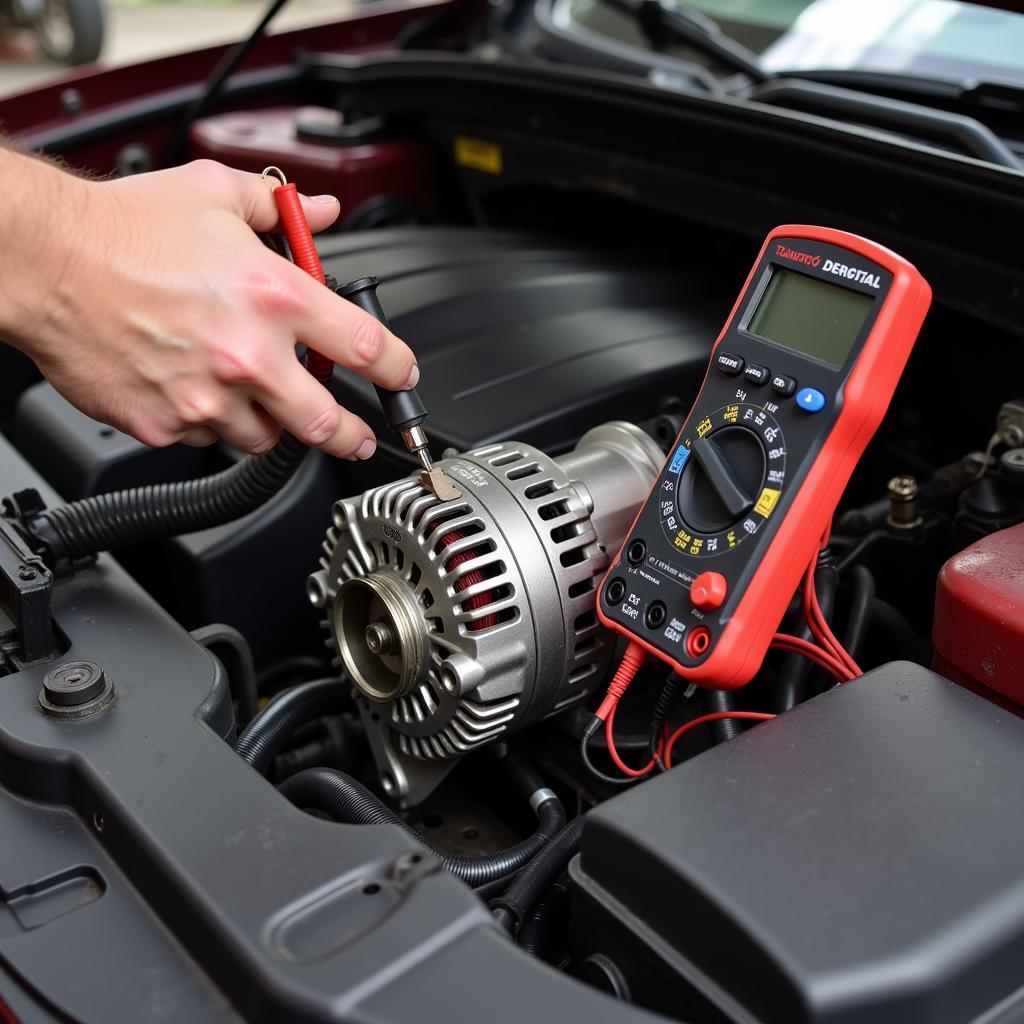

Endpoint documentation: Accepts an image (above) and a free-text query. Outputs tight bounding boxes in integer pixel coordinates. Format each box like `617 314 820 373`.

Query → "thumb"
227 166 342 234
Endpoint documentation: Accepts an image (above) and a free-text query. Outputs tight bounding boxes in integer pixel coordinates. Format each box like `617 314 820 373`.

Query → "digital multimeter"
598 225 931 688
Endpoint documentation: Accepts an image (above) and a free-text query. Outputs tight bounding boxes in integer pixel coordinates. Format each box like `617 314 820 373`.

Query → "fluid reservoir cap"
691 571 727 611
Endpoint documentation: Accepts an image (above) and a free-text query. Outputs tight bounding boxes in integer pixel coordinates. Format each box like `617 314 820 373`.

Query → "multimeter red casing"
597 225 932 688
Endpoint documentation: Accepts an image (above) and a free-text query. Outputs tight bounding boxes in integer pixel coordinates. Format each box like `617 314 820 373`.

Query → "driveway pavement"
0 0 350 98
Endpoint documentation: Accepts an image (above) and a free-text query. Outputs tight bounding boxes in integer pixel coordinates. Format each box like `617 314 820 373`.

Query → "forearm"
0 143 92 354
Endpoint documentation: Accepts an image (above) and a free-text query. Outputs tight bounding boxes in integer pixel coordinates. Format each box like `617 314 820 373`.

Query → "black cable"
255 654 332 696
580 721 640 786
236 677 344 775
835 529 889 573
168 0 292 163
842 565 876 663
190 622 258 727
649 672 686 771
279 753 566 888
702 688 740 743
491 815 585 935
25 429 310 568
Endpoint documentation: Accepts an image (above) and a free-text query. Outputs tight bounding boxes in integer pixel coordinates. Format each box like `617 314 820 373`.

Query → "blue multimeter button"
669 445 690 474
796 387 826 413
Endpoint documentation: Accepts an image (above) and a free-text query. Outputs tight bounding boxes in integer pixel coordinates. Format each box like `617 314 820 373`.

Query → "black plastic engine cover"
571 662 1024 1024
316 227 723 464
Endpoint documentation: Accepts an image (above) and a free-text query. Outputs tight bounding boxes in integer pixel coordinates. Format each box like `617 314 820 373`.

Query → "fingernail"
404 364 420 390
310 194 338 204
355 438 377 461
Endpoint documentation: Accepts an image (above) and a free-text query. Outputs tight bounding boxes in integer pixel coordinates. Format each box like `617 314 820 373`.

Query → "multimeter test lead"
262 167 461 502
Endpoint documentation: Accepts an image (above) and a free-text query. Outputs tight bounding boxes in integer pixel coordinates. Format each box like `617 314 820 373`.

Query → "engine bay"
3 53 1024 1022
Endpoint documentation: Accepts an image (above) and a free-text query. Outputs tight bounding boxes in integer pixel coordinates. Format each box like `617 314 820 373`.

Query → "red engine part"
189 107 436 225
933 523 1024 709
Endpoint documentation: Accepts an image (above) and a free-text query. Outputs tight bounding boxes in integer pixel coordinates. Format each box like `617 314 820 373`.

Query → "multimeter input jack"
606 578 627 604
685 626 711 658
627 540 647 565
645 601 667 629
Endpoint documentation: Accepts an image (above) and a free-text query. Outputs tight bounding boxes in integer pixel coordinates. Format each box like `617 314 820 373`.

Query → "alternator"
307 421 663 804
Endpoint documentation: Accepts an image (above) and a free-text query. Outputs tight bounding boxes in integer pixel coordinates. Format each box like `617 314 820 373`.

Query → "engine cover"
307 422 663 804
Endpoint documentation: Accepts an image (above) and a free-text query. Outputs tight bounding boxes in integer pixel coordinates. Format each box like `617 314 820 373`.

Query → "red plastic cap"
691 571 728 611
933 523 1024 707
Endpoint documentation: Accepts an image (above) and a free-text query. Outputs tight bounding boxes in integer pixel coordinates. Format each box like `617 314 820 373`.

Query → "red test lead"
262 165 334 386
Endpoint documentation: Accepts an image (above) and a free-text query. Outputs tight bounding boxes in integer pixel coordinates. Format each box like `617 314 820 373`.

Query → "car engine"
2 68 1024 1024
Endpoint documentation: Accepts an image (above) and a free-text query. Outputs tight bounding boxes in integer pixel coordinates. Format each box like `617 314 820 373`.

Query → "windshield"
563 0 1024 86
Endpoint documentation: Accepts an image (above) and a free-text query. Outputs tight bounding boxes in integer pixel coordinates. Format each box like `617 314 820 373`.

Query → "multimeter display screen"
747 267 874 367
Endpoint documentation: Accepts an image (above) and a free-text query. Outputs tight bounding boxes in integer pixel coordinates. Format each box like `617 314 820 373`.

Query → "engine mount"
307 421 663 804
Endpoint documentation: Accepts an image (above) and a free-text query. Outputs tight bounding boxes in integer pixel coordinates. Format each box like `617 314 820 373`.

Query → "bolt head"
365 621 395 656
887 475 918 500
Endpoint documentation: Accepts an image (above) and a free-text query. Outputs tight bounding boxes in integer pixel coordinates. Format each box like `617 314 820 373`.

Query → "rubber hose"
27 430 309 565
872 597 925 663
776 550 840 712
491 815 585 935
702 688 740 743
517 877 569 957
235 677 344 775
279 759 566 888
842 565 876 663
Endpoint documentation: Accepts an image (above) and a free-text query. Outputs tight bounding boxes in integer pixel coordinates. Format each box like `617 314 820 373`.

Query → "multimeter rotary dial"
660 403 786 558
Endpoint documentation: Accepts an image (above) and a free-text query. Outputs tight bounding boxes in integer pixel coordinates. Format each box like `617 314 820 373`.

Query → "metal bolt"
887 475 918 500
887 475 922 530
17 565 37 580
365 621 396 656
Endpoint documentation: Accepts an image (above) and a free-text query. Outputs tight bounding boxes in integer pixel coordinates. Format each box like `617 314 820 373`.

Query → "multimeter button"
796 387 826 413
743 363 769 385
690 571 728 611
715 352 744 376
771 374 796 397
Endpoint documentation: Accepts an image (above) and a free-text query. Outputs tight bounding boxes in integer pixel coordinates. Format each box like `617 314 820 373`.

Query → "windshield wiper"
602 0 768 83
747 78 1022 171
596 0 1019 169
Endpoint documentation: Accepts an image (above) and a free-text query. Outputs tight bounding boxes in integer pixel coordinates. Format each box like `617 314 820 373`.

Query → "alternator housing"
308 422 662 804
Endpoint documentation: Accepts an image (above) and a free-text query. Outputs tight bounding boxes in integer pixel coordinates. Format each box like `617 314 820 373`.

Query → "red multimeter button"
691 571 728 611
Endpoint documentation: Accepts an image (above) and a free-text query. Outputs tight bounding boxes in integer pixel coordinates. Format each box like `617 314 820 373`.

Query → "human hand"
2 156 417 459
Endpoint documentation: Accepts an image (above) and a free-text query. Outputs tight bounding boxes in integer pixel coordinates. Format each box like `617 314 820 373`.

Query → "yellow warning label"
454 136 503 175
754 487 781 517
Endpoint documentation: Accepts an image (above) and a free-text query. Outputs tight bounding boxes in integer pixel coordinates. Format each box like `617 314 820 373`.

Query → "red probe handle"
271 180 333 385
273 182 326 284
